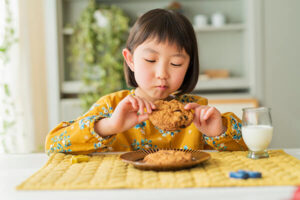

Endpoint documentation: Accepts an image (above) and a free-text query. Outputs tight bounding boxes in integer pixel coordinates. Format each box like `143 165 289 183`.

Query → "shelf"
62 23 245 36
193 24 245 32
62 81 94 94
62 78 249 94
194 77 249 91
201 93 255 100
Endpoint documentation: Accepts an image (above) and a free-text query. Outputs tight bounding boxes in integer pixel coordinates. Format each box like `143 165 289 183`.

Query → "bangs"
127 10 193 55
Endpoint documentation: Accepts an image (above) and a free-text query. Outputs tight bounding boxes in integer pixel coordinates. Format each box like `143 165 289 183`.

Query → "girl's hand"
109 95 156 133
185 103 226 137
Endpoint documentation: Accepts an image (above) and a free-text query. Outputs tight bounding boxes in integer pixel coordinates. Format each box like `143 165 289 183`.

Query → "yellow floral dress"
45 90 247 155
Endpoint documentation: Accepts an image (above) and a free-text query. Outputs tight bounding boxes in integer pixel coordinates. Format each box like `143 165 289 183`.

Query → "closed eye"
145 59 155 63
171 63 182 67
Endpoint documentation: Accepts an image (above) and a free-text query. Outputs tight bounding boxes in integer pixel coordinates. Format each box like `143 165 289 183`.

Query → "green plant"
0 0 17 62
69 0 130 110
0 0 18 153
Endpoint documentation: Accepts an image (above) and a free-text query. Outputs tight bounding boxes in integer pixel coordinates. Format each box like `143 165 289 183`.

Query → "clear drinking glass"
242 107 273 159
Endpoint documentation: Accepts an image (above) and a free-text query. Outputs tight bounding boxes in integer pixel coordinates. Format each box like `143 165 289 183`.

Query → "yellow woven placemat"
17 150 300 190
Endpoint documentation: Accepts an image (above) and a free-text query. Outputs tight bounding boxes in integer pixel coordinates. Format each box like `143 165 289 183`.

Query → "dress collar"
130 88 180 101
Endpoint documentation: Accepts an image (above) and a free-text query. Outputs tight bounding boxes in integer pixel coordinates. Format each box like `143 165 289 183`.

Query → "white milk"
242 125 273 151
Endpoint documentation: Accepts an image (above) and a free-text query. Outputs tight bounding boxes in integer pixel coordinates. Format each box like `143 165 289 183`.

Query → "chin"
149 89 174 101
155 93 170 100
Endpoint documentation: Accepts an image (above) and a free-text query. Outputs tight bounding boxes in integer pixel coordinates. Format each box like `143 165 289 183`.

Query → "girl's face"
123 38 190 102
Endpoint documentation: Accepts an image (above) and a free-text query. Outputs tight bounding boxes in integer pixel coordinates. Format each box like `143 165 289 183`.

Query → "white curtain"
0 0 35 153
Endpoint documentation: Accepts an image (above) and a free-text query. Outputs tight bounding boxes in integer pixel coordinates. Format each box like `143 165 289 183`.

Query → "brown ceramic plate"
120 149 211 171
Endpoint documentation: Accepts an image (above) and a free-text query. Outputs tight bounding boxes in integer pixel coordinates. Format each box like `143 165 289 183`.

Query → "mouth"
156 85 167 89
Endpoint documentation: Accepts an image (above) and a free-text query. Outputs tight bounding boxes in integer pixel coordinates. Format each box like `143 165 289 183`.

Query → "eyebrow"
143 47 187 58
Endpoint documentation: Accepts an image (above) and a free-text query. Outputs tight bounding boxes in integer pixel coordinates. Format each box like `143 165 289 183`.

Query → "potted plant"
69 0 129 110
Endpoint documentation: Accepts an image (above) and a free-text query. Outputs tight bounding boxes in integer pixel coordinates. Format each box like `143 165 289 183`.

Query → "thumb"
137 113 149 123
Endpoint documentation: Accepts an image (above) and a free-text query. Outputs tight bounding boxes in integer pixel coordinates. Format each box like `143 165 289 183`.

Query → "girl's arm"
45 95 117 155
182 94 247 151
202 112 248 151
45 92 155 155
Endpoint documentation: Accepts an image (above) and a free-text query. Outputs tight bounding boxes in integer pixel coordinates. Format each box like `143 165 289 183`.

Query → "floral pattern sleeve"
45 96 116 155
203 112 248 151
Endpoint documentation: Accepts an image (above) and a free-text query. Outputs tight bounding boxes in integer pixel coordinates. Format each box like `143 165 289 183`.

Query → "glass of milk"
242 107 273 159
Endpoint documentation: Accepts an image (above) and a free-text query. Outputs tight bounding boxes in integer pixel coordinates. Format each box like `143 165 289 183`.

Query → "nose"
155 62 169 80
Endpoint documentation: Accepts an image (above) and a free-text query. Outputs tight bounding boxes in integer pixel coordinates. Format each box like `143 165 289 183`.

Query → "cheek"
135 70 152 84
173 68 188 83
133 61 153 85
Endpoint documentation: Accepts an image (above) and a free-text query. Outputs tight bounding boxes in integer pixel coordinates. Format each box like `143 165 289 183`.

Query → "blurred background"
0 0 299 153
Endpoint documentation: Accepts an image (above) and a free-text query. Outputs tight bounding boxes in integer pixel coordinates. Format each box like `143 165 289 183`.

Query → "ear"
122 48 134 72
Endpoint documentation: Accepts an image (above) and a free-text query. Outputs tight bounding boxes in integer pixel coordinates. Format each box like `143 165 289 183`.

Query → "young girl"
45 9 247 155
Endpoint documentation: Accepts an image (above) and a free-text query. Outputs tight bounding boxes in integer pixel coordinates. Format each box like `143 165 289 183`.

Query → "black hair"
124 9 199 95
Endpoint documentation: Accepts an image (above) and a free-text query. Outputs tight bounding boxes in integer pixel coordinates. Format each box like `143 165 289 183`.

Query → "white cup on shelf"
211 12 226 27
194 14 208 28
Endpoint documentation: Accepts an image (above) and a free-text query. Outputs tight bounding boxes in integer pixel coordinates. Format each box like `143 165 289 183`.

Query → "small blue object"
230 170 262 179
237 170 248 174
247 171 262 178
229 171 249 179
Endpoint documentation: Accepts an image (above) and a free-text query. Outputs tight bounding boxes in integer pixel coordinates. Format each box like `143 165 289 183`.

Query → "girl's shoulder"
95 90 131 105
108 89 132 100
176 93 208 105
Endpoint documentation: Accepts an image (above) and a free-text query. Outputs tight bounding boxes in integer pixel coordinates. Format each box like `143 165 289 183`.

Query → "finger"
135 96 146 114
194 107 202 126
137 113 149 123
144 100 153 114
194 106 206 125
150 102 156 110
204 107 215 120
184 103 200 110
128 95 138 110
200 108 209 124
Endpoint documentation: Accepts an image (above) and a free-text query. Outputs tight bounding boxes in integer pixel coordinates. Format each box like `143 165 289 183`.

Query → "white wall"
263 0 300 148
